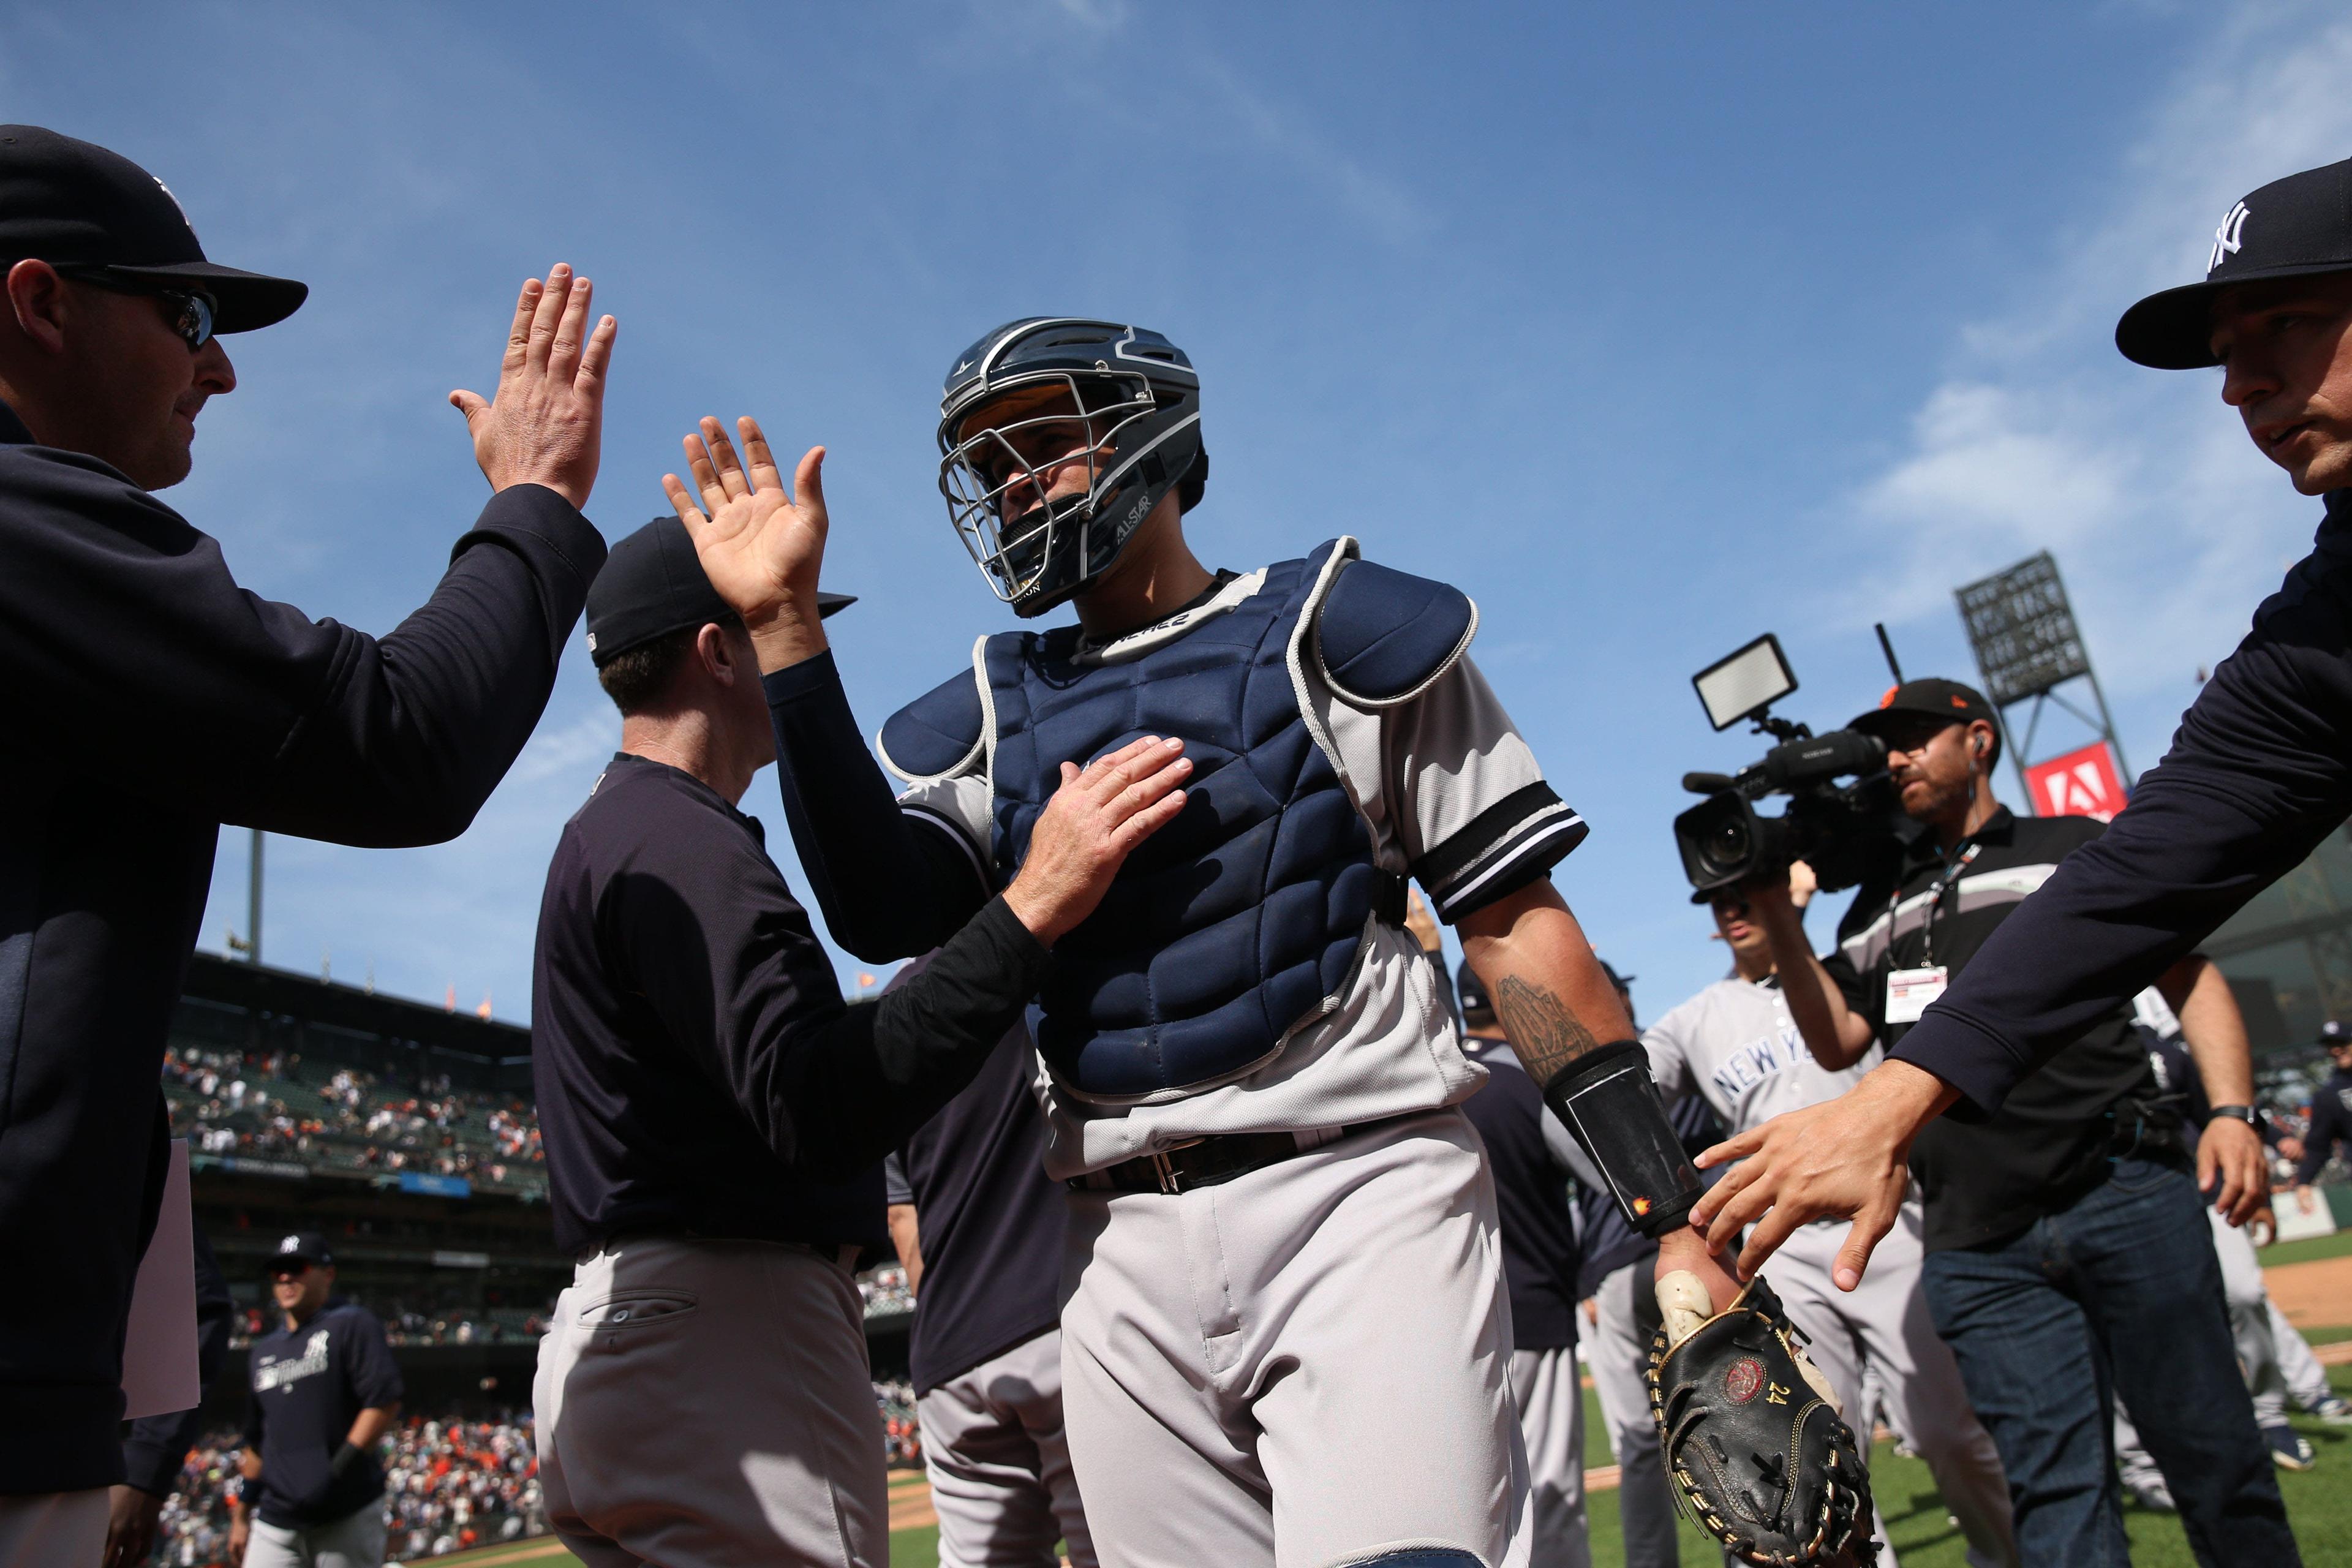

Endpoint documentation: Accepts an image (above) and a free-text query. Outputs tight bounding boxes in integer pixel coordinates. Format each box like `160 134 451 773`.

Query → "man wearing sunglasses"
1725 677 2289 1562
0 126 615 1566
228 1234 402 1568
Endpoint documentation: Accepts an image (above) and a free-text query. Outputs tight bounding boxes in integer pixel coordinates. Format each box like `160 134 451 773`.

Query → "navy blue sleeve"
0 439 604 846
763 650 989 962
884 1151 914 1207
1893 508 2352 1113
121 1227 235 1496
2298 1088 2351 1185
341 1308 402 1410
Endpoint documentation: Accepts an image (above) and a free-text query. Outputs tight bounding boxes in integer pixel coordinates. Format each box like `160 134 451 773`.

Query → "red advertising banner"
2024 740 2128 821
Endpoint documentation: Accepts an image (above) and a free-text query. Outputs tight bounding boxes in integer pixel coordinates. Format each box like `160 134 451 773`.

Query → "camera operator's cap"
1849 677 1996 739
585 517 854 667
2322 1019 2351 1046
1598 958 1635 995
2116 157 2352 370
0 125 307 333
272 1231 332 1268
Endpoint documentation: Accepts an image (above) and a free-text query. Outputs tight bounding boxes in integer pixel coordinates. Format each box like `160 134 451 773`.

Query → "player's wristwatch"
2205 1104 2260 1129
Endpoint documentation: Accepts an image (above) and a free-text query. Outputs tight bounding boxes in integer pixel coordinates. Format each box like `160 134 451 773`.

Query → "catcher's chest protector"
986 543 1379 1099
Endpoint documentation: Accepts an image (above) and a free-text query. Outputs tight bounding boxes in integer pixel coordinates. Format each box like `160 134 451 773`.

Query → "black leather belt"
1071 1112 1423 1196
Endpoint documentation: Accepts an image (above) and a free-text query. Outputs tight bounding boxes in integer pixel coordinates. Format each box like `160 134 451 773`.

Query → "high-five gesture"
450 263 616 510
663 416 831 673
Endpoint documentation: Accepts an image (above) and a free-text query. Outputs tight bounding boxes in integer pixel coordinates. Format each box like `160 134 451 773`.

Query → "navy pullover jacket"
0 399 603 1494
1896 490 2352 1112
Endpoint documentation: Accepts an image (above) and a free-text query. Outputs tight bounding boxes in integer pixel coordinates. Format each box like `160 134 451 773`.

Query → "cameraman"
1740 677 2288 1564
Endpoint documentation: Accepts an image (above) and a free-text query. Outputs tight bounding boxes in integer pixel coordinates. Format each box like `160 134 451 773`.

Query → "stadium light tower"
1954 552 2131 820
247 829 263 965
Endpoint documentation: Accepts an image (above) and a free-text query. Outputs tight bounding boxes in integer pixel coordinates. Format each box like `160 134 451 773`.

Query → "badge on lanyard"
1885 965 1950 1025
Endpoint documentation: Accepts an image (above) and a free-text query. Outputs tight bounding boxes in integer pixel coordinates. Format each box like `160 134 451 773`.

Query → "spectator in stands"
0 126 616 1568
528 518 1186 1568
230 1234 403 1568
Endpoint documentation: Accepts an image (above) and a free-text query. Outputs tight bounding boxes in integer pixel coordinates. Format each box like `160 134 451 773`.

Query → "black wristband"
1540 1040 1704 1238
2205 1104 2259 1129
328 1441 363 1478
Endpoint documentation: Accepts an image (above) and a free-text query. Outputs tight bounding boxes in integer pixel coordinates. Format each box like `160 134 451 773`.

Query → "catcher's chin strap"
1540 1040 1705 1237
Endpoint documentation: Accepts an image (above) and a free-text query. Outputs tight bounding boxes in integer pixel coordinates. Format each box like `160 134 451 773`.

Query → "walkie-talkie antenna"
1874 623 1904 685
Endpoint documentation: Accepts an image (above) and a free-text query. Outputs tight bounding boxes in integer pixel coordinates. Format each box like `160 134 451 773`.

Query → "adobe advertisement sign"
2024 741 2128 821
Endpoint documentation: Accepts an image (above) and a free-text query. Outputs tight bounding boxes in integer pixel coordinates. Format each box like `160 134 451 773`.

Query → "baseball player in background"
229 1234 403 1568
1642 866 2016 1568
1454 965 1590 1568
672 315 1741 1568
883 956 1094 1568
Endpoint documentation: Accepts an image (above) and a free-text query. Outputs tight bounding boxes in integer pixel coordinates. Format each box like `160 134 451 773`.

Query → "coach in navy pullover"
1694 156 2352 1305
0 128 617 1501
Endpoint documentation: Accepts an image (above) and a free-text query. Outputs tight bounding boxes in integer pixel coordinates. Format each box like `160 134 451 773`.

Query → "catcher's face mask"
938 372 1163 614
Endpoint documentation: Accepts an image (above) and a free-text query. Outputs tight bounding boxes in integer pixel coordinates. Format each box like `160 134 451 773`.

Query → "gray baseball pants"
919 1327 1095 1568
1762 1205 2018 1568
1509 1346 1589 1568
243 1501 388 1568
1058 1109 1531 1568
1587 1262 1679 1568
0 1490 105 1568
533 1235 885 1568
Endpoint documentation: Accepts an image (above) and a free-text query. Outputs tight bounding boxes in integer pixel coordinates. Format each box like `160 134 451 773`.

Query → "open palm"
663 415 829 636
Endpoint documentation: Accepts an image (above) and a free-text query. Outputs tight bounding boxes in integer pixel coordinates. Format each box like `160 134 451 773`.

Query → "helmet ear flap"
1178 445 1208 512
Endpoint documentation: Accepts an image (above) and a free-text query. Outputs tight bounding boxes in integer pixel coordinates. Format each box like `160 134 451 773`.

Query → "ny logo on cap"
2210 200 2251 274
279 1235 300 1252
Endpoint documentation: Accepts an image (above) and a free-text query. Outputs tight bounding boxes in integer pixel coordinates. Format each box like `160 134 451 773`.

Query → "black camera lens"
1702 813 1750 875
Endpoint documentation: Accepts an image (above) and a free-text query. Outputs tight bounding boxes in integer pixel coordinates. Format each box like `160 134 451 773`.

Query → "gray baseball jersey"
1640 974 1880 1136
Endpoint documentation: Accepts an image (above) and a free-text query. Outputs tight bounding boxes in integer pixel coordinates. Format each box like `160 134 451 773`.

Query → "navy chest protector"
881 538 1476 1101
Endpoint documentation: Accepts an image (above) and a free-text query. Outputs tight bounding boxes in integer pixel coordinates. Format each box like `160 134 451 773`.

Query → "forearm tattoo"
1492 974 1602 1085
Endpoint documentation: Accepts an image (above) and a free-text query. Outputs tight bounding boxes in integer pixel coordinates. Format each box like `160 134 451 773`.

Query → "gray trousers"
919 1329 1095 1568
1510 1346 1590 1568
1589 1261 1680 1568
0 1490 106 1568
244 1502 388 1568
534 1236 885 1568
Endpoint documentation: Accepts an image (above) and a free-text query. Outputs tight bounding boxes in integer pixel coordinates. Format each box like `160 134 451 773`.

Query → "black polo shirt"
881 959 1065 1395
1459 1037 1579 1351
1824 807 2158 1250
531 753 1052 1256
242 1299 402 1529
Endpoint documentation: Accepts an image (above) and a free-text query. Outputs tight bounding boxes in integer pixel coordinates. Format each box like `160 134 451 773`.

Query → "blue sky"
8 1 2344 1025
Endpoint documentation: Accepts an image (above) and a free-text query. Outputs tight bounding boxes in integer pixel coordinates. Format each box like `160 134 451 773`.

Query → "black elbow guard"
1540 1040 1703 1238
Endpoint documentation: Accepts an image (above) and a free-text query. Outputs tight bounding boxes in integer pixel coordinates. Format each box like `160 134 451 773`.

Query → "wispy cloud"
1836 2 2352 706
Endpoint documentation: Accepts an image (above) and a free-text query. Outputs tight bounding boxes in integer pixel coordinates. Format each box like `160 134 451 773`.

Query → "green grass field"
439 1366 2352 1568
2256 1225 2352 1268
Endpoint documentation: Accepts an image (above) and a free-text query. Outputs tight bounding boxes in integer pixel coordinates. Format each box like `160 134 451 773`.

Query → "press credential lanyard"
1883 840 1983 1025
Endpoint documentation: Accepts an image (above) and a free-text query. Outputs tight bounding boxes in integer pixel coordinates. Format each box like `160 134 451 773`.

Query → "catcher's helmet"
936 317 1206 617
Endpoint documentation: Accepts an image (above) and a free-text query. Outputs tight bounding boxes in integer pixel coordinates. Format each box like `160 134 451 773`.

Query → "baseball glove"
1645 1272 1877 1567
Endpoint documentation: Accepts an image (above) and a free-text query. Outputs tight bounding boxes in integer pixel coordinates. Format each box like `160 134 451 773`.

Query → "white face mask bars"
937 370 1157 605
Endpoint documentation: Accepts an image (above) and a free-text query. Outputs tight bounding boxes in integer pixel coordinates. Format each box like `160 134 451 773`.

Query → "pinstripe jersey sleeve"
1384 655 1588 923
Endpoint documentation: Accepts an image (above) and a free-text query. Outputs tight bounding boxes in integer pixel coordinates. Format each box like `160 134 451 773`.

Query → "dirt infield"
889 1471 937 1531
2265 1254 2352 1331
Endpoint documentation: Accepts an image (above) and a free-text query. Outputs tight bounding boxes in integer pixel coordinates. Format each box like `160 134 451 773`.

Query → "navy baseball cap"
271 1231 332 1269
586 517 854 667
0 125 306 333
1457 962 1490 1019
2322 1020 2351 1047
2117 158 2352 371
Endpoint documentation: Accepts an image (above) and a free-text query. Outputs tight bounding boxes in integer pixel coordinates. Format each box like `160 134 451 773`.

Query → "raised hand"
1004 736 1193 946
450 263 616 509
663 415 830 673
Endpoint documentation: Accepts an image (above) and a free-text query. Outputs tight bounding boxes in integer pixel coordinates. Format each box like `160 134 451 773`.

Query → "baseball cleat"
2264 1424 2316 1471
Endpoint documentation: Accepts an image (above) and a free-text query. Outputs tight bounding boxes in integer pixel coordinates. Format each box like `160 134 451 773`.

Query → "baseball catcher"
1650 1269 1878 1566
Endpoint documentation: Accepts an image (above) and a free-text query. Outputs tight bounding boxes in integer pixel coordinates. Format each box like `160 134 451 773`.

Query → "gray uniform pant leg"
242 1502 388 1568
2207 1208 2290 1426
1590 1262 1678 1568
0 1489 107 1568
1764 1205 2019 1568
1509 1346 1590 1568
2111 1405 2165 1493
533 1236 886 1568
919 1329 1094 1568
1059 1110 1530 1568
2272 1298 2333 1412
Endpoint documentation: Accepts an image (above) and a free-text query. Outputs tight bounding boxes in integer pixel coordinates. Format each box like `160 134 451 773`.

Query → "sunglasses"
51 266 217 350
